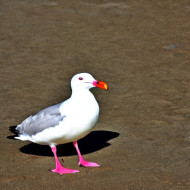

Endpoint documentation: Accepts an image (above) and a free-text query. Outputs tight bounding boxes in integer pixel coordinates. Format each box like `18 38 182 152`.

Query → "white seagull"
15 73 108 174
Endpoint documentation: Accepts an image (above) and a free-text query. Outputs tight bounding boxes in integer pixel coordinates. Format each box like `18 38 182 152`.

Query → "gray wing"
16 103 65 136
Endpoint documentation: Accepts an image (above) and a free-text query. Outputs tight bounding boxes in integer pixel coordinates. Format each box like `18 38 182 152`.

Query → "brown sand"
1 0 190 189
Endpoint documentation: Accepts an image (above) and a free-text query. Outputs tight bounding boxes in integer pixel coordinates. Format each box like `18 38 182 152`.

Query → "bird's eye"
78 77 83 80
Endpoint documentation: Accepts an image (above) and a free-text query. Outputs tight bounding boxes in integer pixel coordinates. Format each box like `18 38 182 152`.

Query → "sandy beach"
1 0 190 189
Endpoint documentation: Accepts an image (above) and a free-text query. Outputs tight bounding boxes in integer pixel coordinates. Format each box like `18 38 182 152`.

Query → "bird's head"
71 73 108 91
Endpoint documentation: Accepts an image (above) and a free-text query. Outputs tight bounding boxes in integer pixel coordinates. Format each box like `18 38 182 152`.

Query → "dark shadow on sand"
8 126 119 157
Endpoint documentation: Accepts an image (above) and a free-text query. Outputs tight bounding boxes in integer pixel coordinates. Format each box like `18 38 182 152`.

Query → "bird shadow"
8 126 119 157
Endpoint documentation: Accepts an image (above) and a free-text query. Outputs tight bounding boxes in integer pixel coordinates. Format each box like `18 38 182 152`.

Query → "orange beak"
93 80 108 90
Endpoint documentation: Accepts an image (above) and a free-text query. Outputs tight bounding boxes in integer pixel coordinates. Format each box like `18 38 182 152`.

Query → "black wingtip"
7 126 18 139
9 126 18 134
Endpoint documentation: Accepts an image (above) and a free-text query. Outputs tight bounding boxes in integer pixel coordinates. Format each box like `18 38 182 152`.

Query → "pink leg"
73 141 100 167
51 146 79 174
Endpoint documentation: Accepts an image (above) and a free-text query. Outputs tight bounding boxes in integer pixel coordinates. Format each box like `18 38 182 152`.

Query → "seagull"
15 73 108 174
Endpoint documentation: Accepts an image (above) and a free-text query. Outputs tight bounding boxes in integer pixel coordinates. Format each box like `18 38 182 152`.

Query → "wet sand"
1 0 190 189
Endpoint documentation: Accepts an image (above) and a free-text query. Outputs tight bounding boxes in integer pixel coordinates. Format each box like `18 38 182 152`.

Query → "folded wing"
16 103 65 136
